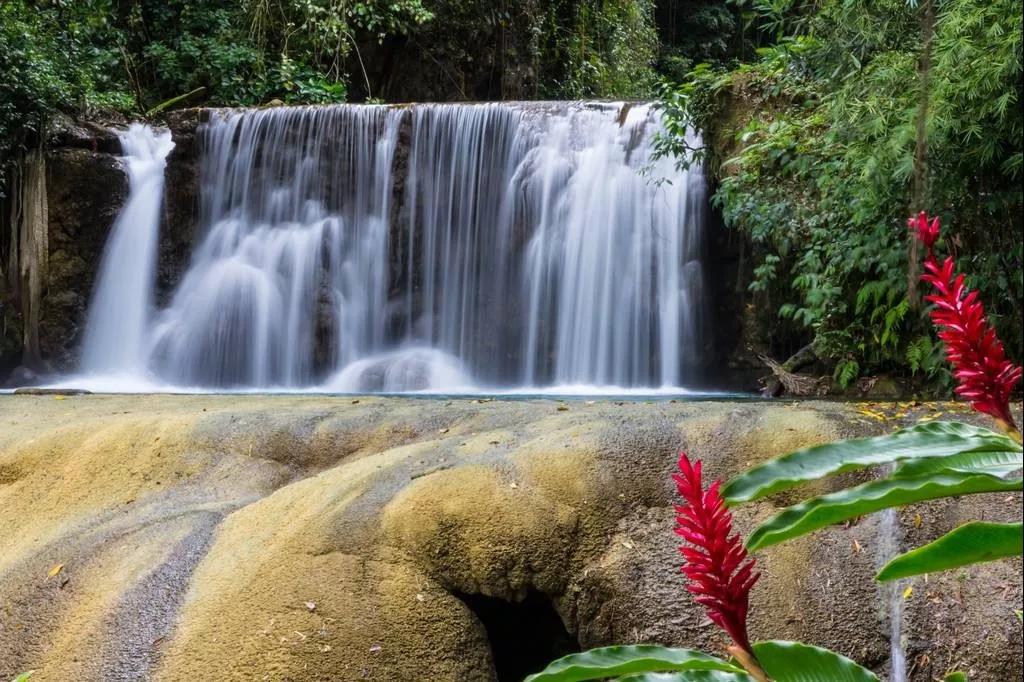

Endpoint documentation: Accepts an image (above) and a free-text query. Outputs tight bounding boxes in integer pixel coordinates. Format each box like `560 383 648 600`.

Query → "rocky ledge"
0 396 1020 681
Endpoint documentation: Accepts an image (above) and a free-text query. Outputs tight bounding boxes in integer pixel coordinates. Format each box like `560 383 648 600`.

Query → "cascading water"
77 102 707 393
398 103 706 389
80 124 174 374
148 107 400 386
879 507 909 682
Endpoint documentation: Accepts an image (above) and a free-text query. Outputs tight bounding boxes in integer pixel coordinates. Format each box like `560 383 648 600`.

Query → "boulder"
0 396 1020 681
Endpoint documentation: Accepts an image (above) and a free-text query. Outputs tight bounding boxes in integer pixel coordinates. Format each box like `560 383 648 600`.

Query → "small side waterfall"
76 102 707 393
879 505 909 682
81 125 174 373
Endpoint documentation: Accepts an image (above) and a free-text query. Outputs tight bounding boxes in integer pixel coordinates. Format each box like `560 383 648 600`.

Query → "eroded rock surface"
0 396 1020 681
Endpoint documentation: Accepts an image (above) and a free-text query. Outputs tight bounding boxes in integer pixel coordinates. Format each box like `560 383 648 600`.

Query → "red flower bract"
909 213 1022 432
673 453 759 653
908 210 941 250
921 254 1023 430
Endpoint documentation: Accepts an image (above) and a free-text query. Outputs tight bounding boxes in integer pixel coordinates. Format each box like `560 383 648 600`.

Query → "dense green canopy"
658 0 1022 389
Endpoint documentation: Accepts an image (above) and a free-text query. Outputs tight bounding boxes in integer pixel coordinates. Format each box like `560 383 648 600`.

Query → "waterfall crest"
80 102 707 393
81 124 174 374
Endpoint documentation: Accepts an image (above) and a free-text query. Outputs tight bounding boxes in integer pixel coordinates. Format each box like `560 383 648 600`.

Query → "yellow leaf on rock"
47 563 64 578
913 513 922 528
903 586 913 600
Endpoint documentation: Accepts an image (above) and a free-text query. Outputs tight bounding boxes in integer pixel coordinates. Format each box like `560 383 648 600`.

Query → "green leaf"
894 448 1023 478
616 673 754 682
753 641 879 681
12 674 35 682
523 646 747 682
877 521 1023 581
723 422 1020 503
747 472 1023 550
943 673 967 682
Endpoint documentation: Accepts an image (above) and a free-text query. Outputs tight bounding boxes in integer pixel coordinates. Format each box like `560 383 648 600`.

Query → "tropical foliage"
658 0 1023 387
0 0 671 190
724 420 1022 579
724 214 1022 580
526 451 971 681
528 212 1015 681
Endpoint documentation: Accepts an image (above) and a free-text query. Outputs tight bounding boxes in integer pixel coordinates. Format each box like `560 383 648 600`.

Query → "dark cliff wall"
36 122 128 372
2 113 203 380
42 148 127 369
158 111 203 309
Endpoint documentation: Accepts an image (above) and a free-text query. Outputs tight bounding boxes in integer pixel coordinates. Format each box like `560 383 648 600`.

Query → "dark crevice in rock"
456 590 579 682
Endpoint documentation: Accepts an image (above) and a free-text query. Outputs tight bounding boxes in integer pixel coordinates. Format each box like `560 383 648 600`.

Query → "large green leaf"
522 646 747 682
894 447 1023 478
615 673 754 682
723 421 1020 503
746 472 1023 550
753 641 879 682
942 673 968 682
876 521 1024 581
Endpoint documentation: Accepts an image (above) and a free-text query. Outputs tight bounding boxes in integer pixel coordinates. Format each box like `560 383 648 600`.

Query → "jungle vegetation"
658 0 1023 392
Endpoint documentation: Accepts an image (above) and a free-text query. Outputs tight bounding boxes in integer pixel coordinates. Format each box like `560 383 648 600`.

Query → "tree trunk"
908 0 935 309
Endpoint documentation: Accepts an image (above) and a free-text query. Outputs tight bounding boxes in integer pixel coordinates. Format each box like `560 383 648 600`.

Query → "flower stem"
728 645 771 682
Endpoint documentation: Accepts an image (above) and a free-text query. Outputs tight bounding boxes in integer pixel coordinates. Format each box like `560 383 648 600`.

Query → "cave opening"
458 590 580 682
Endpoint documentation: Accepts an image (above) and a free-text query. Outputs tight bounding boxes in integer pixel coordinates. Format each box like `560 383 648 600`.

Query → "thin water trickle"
80 124 174 374
76 102 707 393
879 506 909 682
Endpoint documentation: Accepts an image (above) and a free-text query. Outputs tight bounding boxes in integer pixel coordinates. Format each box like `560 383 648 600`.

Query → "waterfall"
879 506 909 682
517 104 705 387
398 102 706 389
77 102 707 393
81 124 174 373
148 107 399 386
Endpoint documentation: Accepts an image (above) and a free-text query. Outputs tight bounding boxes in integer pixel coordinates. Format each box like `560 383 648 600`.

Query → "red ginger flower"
910 214 1023 433
673 453 759 654
908 211 941 251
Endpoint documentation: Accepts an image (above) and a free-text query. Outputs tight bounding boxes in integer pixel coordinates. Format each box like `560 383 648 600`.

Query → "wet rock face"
30 111 205 374
0 396 1020 681
157 109 204 309
41 146 128 368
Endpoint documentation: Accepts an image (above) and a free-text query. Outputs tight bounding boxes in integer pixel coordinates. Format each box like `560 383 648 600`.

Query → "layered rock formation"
0 396 1019 680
